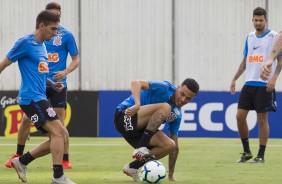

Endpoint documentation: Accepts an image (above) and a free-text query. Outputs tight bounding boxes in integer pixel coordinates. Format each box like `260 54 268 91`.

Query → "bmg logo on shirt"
38 62 49 73
48 53 59 62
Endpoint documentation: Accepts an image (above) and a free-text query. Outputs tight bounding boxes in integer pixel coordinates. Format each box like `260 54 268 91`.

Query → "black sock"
19 151 35 165
53 165 64 178
137 129 154 148
258 145 266 158
16 144 25 155
129 160 147 169
241 138 251 153
63 154 69 161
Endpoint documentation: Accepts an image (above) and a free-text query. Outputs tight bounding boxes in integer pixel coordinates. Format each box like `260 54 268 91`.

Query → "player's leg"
236 108 253 162
5 113 31 168
251 87 275 163
148 131 176 159
236 85 254 163
251 112 268 162
48 87 72 169
132 103 171 159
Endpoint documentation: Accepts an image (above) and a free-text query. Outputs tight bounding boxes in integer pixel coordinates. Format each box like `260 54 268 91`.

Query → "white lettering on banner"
179 103 257 132
0 96 18 108
180 103 197 130
199 103 223 131
225 103 257 131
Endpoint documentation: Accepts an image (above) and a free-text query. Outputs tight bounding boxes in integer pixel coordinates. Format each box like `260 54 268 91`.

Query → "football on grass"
141 160 166 183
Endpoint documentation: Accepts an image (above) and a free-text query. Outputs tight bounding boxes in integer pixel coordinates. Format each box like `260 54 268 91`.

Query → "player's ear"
39 22 45 30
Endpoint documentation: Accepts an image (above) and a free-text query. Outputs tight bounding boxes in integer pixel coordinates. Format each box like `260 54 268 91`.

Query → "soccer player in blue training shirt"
114 78 199 181
5 2 79 170
0 10 75 184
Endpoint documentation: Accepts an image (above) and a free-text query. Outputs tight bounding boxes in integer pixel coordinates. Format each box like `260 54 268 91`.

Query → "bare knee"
163 139 176 153
159 103 171 117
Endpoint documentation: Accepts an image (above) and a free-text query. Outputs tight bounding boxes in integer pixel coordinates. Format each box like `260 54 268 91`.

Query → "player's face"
174 85 196 107
42 22 59 41
252 15 267 32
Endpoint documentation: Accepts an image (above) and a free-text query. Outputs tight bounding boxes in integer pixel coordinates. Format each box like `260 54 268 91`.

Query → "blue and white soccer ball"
141 160 166 183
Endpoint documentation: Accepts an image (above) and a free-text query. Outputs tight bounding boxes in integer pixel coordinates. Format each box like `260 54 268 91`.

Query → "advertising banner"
0 91 98 137
99 91 282 138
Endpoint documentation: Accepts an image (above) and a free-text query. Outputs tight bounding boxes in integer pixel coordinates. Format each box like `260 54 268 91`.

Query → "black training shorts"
238 85 276 112
20 100 59 133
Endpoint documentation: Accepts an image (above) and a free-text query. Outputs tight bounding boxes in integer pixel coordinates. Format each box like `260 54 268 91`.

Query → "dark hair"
46 2 61 12
181 78 199 94
253 7 267 18
36 10 60 29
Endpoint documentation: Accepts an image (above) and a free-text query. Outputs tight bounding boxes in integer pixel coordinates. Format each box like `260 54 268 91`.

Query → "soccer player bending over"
114 78 199 181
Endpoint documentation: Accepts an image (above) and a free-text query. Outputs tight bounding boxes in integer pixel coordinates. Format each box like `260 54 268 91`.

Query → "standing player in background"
114 78 199 181
230 7 282 163
261 32 282 79
0 10 76 184
5 2 79 170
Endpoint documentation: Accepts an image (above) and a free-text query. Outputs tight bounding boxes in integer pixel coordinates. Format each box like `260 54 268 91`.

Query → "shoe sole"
11 159 28 183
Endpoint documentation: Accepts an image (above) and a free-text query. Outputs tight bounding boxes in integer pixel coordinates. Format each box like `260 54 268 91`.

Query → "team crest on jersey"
32 39 39 44
53 36 62 46
166 107 180 122
46 107 56 117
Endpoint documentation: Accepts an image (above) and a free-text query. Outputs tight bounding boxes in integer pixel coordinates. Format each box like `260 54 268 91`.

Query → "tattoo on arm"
270 33 282 60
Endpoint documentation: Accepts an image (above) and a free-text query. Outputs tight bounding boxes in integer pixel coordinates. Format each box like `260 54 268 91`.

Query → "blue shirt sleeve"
168 118 181 135
7 38 28 62
243 36 248 57
66 33 79 56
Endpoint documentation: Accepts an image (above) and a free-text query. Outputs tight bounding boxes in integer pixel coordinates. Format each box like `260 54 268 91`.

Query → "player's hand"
125 104 140 116
51 81 64 92
53 70 67 81
266 76 276 92
260 60 273 80
230 80 236 95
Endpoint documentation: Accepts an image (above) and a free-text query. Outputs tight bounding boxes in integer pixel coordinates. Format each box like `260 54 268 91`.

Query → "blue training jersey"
45 25 79 87
117 80 182 135
7 34 49 105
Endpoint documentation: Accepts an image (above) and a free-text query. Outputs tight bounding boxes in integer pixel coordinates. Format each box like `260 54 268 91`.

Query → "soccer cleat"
123 163 142 181
236 152 253 163
5 153 20 168
62 160 72 169
11 157 28 183
132 147 152 160
250 156 265 163
51 175 76 184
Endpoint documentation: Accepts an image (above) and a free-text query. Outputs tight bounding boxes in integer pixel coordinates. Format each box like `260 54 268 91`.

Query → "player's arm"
125 80 149 116
168 132 179 181
230 57 247 95
261 32 282 80
266 55 282 92
53 54 79 81
0 57 13 74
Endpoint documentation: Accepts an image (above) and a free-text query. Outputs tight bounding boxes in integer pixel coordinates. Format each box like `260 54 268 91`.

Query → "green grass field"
1 137 282 184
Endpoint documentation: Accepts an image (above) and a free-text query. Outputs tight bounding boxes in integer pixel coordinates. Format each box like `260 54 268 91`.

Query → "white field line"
0 143 282 147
